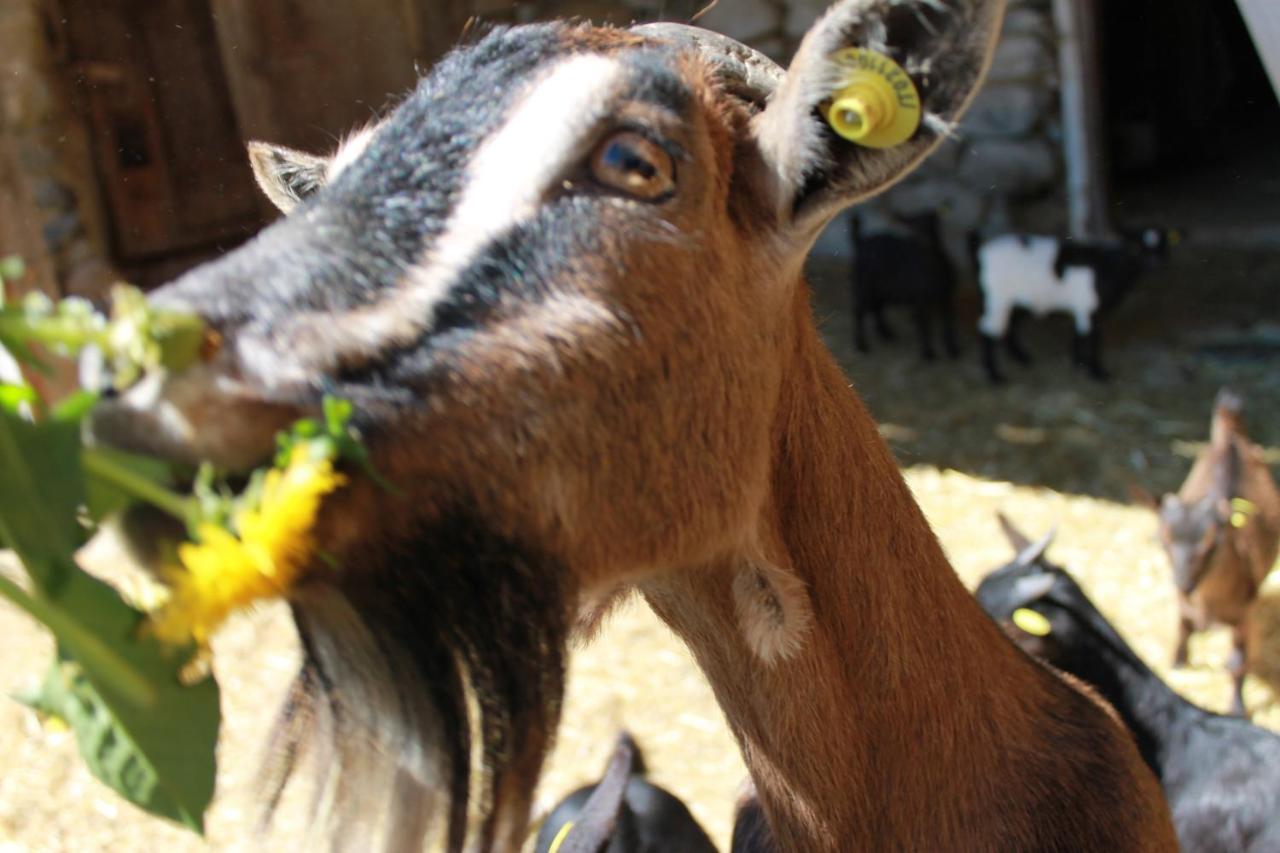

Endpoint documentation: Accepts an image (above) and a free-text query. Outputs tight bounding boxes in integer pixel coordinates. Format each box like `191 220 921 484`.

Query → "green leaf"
81 445 171 524
0 406 88 592
3 570 220 832
52 390 100 423
0 383 38 413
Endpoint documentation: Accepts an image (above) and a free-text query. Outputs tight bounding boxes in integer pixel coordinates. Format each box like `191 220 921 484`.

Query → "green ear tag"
1012 608 1052 637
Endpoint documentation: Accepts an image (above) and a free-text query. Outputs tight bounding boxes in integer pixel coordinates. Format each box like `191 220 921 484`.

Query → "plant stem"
0 572 156 708
82 449 194 524
0 313 107 355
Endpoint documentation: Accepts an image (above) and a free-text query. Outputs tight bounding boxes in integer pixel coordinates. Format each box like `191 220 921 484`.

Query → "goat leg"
1004 310 1032 365
1228 626 1249 717
914 303 937 362
1173 614 1193 668
1084 324 1108 381
874 308 896 342
942 302 961 359
980 334 1004 384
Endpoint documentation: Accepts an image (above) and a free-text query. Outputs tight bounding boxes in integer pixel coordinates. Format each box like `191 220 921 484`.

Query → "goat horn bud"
632 23 782 108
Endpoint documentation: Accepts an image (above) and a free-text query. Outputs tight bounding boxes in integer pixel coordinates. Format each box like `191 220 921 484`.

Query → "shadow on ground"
808 246 1280 500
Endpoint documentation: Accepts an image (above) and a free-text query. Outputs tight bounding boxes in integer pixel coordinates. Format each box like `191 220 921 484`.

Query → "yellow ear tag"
825 48 922 149
1231 498 1256 529
1012 608 1052 637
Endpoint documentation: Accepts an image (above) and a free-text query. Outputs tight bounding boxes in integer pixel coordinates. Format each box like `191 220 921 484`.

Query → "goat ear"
996 511 1032 553
248 141 330 213
1216 497 1233 525
1014 527 1055 566
754 0 1003 236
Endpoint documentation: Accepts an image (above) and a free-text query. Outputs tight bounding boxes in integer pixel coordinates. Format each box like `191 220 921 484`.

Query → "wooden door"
58 0 263 261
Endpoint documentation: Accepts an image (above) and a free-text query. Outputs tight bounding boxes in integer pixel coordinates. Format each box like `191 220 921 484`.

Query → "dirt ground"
1 244 1278 851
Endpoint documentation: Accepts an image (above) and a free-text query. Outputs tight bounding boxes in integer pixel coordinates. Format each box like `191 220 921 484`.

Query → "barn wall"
0 0 115 300
1 0 1069 296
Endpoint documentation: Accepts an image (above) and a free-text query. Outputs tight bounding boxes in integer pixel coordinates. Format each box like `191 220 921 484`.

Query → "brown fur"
1141 391 1280 714
91 4 1178 849
1246 584 1280 704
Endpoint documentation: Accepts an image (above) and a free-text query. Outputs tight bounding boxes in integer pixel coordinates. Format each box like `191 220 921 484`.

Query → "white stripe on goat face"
410 54 627 314
263 53 629 380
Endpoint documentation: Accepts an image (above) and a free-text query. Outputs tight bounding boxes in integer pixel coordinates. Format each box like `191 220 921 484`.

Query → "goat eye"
590 131 674 201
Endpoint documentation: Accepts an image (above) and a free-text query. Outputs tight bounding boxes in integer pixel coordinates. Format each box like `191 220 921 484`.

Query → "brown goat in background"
1136 388 1280 715
89 1 1178 849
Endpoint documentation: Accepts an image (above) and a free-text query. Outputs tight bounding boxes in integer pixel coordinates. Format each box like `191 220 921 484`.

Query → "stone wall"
675 0 1068 258
877 0 1063 240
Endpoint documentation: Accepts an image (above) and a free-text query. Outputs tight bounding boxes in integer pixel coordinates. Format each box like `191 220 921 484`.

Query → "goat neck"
643 287 1175 851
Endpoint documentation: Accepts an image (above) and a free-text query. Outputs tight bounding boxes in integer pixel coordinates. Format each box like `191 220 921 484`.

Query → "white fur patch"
257 54 627 382
421 54 624 297
732 559 813 664
753 2 877 205
976 235 1098 336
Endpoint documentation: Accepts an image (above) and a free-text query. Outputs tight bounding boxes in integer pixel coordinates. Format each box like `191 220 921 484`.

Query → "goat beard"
257 514 570 852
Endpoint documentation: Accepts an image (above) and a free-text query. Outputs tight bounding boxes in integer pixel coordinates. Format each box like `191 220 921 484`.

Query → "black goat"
532 731 717 853
729 782 776 853
972 228 1174 382
976 514 1280 852
849 211 960 361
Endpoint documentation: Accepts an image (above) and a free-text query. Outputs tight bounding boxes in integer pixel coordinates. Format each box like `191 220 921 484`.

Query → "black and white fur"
976 515 1280 852
849 211 960 361
972 228 1172 382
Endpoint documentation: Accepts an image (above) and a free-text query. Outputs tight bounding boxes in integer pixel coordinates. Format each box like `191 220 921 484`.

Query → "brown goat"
1136 388 1280 715
90 3 1177 850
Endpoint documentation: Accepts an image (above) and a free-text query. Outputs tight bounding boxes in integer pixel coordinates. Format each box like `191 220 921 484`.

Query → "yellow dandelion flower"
149 453 345 646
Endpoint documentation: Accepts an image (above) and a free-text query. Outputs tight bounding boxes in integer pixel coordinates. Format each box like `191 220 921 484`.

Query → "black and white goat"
976 514 1280 852
972 228 1172 382
533 731 717 853
849 211 960 361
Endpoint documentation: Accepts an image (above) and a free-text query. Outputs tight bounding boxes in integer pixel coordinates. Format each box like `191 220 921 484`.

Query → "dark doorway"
1098 0 1280 241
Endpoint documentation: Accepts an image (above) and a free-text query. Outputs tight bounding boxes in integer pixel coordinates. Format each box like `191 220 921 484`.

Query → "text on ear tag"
824 48 921 149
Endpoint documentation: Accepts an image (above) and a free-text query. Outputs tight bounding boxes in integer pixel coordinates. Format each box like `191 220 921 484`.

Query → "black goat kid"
849 211 960 362
976 515 1280 852
533 732 717 853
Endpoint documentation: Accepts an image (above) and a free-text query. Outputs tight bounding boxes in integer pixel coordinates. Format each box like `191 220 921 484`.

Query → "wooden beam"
1052 0 1112 239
